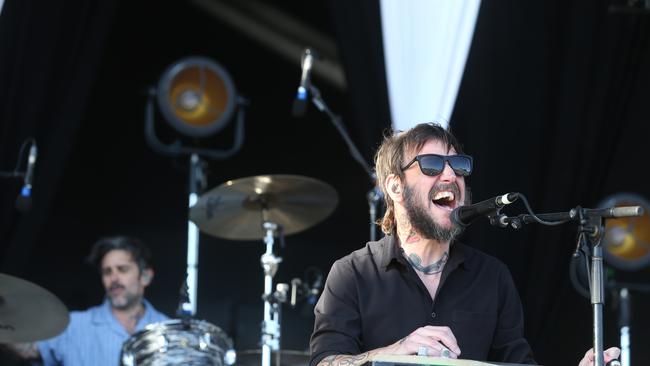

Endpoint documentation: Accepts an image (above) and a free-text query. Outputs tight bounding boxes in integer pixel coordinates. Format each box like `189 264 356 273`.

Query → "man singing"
309 123 619 366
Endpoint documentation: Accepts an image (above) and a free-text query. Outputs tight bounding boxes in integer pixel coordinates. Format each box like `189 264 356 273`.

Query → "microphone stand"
308 84 383 241
498 204 643 366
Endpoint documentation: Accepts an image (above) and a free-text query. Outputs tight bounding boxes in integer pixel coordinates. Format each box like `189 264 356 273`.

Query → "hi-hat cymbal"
0 273 69 342
190 175 338 240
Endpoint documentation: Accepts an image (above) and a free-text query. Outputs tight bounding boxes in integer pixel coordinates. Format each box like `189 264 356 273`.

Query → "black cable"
518 194 571 226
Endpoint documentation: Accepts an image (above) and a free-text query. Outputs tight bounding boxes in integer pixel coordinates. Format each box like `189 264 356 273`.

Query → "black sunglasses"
401 154 473 177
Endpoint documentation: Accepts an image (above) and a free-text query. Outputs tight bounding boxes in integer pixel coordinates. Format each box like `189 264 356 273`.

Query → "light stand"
144 56 245 316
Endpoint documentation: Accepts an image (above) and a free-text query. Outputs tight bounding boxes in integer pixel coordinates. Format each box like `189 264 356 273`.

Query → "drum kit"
182 174 338 366
0 174 336 365
120 174 338 366
0 273 69 343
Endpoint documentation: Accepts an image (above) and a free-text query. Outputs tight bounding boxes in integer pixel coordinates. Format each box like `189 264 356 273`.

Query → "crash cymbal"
0 273 69 342
190 175 338 240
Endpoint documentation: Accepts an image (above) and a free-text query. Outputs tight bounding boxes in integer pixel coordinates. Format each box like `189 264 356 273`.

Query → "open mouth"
109 285 124 296
431 190 458 211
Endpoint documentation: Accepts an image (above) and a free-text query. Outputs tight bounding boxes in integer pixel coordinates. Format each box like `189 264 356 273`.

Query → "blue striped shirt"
37 299 168 366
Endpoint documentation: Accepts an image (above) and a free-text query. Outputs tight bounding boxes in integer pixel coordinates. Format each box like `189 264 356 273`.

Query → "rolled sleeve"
37 331 66 365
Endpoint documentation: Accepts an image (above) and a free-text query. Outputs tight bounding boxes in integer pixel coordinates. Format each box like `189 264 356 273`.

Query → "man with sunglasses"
309 123 620 366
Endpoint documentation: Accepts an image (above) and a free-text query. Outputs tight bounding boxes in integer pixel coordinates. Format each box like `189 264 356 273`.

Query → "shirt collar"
92 298 156 327
379 234 472 271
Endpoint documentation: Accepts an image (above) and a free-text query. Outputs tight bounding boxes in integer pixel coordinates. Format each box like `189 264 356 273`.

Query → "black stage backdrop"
1 0 649 365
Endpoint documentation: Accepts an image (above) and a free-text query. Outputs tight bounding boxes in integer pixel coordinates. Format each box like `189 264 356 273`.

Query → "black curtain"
452 1 650 365
328 0 391 162
0 0 118 272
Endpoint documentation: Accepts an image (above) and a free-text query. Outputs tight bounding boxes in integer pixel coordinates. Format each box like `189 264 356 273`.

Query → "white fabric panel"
380 0 481 131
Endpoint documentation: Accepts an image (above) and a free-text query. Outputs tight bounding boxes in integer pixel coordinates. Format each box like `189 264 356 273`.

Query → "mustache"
108 283 124 291
428 183 461 201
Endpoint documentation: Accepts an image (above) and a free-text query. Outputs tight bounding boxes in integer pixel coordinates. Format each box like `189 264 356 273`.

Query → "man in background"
12 235 168 366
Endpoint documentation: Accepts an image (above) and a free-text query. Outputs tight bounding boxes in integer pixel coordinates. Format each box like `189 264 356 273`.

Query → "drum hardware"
289 266 323 307
260 220 283 366
190 174 338 366
121 319 236 366
0 273 69 343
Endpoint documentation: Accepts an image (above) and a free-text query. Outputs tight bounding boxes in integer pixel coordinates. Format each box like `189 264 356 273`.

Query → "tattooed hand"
387 325 461 358
316 326 461 366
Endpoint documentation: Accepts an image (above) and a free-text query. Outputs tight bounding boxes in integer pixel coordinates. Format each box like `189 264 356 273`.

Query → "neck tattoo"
405 251 449 275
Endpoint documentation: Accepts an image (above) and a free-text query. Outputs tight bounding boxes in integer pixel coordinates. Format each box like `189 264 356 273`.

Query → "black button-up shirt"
310 235 535 365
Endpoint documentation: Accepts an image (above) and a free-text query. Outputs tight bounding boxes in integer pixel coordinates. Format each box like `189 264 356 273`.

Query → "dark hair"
86 236 152 272
374 122 464 235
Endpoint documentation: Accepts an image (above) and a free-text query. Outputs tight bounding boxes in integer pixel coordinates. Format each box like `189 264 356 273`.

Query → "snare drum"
121 319 236 366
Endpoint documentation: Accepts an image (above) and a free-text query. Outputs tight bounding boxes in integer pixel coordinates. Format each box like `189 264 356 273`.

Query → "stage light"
144 56 246 316
156 56 237 138
145 56 246 159
599 193 650 271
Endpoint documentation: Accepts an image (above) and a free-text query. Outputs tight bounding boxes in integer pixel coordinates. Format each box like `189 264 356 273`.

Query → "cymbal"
0 273 69 342
190 175 338 240
235 349 309 366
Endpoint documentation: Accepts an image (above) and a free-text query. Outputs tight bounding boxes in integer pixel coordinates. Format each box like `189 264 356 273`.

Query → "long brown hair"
374 123 464 235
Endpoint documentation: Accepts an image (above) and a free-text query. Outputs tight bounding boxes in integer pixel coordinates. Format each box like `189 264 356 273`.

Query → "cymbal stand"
260 220 283 366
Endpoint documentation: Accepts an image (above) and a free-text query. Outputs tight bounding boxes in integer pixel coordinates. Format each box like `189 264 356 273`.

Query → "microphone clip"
488 211 509 228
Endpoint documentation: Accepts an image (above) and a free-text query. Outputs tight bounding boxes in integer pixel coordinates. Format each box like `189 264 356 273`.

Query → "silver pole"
591 245 605 366
261 221 282 366
185 153 202 316
620 288 630 366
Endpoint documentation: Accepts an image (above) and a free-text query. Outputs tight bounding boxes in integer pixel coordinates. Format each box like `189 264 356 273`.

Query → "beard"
403 183 467 242
107 284 141 310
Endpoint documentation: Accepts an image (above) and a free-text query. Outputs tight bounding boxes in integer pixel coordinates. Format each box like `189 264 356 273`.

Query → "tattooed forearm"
318 353 371 366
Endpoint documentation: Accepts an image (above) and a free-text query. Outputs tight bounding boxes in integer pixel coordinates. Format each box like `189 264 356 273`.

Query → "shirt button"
431 312 437 318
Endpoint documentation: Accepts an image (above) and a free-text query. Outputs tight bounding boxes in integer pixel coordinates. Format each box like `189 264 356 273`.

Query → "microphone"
450 193 519 227
306 272 323 305
15 143 37 212
292 48 315 117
